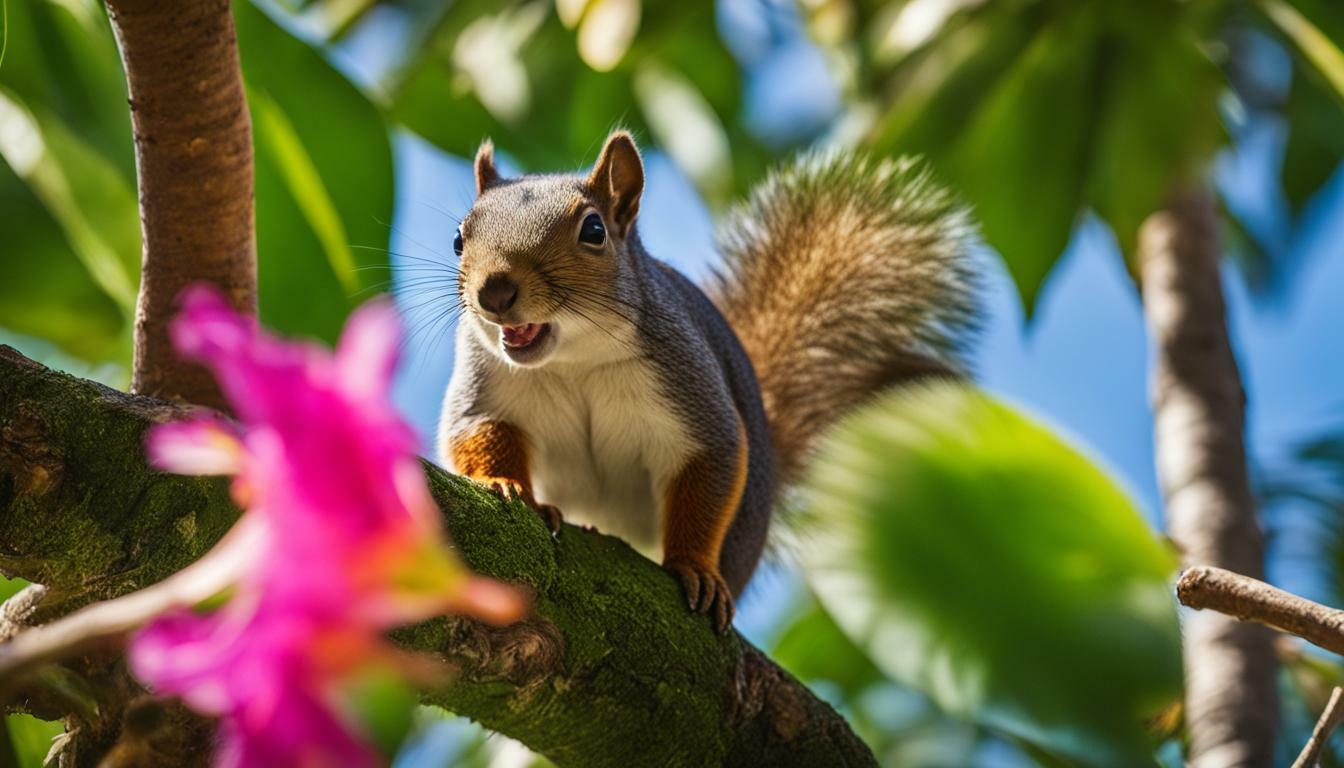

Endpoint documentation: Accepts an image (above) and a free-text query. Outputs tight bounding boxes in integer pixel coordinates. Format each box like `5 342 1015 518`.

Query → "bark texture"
0 345 875 768
1138 186 1276 767
1177 566 1344 658
106 0 256 411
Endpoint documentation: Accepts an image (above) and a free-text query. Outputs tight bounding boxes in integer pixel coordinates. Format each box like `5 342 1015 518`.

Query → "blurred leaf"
388 0 766 205
1261 0 1344 103
0 157 126 360
943 11 1099 311
1281 64 1344 213
235 0 394 344
4 715 62 767
871 5 1093 310
797 382 1182 767
1222 207 1276 294
869 1 1224 311
0 0 136 361
771 600 885 704
348 670 418 758
1087 11 1224 270
0 90 138 308
0 0 133 178
251 90 360 296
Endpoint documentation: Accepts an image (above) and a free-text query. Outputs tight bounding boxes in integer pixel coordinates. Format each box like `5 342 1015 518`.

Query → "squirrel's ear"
588 131 644 235
475 140 501 195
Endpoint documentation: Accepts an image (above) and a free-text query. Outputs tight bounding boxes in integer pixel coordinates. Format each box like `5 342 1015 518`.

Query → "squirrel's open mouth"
501 322 549 351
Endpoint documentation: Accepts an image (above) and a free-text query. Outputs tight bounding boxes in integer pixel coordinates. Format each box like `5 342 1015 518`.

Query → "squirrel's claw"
479 477 562 539
664 558 734 633
537 504 563 539
485 478 526 503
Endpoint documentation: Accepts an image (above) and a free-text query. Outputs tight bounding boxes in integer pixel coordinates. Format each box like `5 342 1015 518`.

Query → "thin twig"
1292 686 1344 768
0 520 259 688
1176 566 1344 657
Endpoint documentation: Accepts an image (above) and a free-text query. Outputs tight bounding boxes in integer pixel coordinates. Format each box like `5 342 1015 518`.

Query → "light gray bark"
1139 185 1277 767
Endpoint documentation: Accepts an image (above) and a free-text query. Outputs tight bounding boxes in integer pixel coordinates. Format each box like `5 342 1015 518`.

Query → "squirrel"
439 130 979 632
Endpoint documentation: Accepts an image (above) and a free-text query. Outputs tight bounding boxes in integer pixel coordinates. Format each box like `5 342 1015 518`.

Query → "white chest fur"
478 357 695 555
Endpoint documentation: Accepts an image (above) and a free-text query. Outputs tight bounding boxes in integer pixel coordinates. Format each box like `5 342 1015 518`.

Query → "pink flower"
130 286 524 768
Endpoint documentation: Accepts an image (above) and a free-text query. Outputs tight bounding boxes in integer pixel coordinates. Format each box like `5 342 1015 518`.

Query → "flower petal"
336 298 402 402
450 577 528 627
147 418 244 476
170 285 257 368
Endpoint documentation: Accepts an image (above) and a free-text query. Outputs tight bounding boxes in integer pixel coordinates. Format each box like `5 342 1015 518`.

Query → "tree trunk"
106 0 256 411
1139 185 1277 767
0 346 876 767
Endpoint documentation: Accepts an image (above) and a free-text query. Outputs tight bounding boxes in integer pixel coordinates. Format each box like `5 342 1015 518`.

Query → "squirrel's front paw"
478 476 530 504
663 557 734 633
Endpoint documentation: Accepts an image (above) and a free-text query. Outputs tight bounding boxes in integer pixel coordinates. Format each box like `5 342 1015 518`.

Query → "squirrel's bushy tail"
710 150 981 486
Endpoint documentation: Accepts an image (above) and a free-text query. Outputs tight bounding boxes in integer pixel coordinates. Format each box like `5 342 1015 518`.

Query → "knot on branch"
443 615 565 695
0 584 48 643
1 403 63 497
732 644 807 740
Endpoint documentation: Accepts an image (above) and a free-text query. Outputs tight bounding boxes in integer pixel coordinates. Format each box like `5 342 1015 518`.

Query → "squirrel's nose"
478 274 519 314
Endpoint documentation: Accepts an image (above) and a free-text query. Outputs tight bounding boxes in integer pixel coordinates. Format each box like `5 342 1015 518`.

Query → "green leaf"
0 0 134 179
251 89 360 296
1261 0 1344 103
796 382 1182 767
869 2 1226 309
771 600 885 703
4 714 62 767
871 7 1096 311
0 156 126 360
235 0 393 344
1086 14 1224 268
0 0 137 361
1281 62 1344 213
944 13 1100 311
389 0 766 204
347 669 418 758
0 89 138 309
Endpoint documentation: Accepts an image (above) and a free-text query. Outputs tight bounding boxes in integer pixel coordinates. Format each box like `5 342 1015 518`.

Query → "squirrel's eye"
453 227 464 256
578 213 606 246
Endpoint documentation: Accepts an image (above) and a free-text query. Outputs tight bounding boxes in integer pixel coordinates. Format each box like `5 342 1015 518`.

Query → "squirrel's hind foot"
664 558 734 633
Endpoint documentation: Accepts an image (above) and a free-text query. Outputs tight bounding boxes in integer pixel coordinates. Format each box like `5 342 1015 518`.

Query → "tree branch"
105 0 257 410
0 345 875 767
1176 566 1344 658
1139 185 1277 766
1292 686 1344 768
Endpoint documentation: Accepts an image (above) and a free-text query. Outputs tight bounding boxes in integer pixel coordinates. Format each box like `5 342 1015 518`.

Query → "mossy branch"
0 345 875 767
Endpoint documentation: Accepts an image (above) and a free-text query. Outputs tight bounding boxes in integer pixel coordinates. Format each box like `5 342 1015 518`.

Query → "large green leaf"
1086 8 1224 268
796 382 1181 767
1281 62 1344 214
868 0 1225 311
234 1 394 344
0 0 137 362
0 145 127 361
388 0 766 205
0 0 134 178
0 0 394 355
870 5 1098 310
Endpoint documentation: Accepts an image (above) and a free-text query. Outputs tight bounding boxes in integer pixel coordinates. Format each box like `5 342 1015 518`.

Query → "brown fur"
448 420 533 499
662 418 750 629
712 152 979 487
